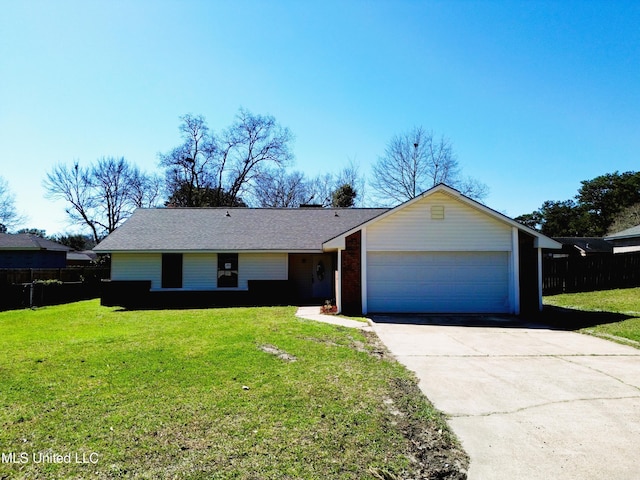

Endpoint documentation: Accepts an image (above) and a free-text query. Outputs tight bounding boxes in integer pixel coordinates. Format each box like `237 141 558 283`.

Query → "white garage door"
367 251 511 313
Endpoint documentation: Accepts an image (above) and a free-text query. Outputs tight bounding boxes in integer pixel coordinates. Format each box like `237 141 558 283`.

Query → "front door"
310 254 332 299
288 253 334 304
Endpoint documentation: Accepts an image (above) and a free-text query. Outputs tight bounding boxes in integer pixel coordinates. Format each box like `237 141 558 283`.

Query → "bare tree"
222 108 294 205
370 126 488 205
129 169 163 208
160 109 294 207
0 176 24 231
457 176 490 202
254 169 314 207
91 157 144 234
305 172 335 206
44 162 100 242
159 114 219 207
254 163 363 208
44 157 160 243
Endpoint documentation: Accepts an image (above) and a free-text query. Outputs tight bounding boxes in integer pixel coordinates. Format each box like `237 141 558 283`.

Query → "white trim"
336 249 342 313
537 247 543 311
613 245 640 254
511 227 520 315
361 227 368 315
322 184 562 251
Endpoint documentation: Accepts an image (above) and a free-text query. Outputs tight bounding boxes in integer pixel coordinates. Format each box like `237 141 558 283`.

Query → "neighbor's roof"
605 224 640 241
0 233 70 252
94 207 388 253
553 237 613 254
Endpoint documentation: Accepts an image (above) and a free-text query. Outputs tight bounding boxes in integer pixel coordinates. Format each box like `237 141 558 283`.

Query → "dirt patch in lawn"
258 343 298 362
363 331 469 480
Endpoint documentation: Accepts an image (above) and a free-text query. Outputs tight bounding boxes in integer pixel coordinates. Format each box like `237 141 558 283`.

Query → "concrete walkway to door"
370 315 640 480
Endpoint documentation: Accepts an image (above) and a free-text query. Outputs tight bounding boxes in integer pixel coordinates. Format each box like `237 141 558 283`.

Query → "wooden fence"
0 267 109 285
543 252 640 295
0 267 110 310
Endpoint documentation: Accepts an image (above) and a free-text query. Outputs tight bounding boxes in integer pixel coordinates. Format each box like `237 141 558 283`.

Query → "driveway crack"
556 355 640 392
449 394 640 419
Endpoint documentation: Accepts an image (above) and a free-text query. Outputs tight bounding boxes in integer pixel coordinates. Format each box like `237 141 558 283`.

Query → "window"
218 253 238 288
162 253 183 288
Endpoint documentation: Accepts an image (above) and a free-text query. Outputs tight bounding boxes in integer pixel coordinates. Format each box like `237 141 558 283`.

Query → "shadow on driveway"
369 306 634 331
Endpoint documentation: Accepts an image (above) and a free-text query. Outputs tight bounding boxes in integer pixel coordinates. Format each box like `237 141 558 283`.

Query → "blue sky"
1 0 638 236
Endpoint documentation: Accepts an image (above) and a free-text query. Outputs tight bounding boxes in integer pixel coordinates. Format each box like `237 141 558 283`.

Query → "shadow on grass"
370 307 633 331
530 305 634 331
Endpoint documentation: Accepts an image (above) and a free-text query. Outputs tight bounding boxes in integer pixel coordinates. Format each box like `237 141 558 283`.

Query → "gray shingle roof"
0 233 70 251
553 237 613 254
94 207 388 252
605 224 640 240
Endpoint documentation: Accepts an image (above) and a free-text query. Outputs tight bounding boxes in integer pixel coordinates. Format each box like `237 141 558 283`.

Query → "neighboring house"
550 237 613 257
94 184 561 315
66 250 98 266
604 225 640 254
0 233 70 268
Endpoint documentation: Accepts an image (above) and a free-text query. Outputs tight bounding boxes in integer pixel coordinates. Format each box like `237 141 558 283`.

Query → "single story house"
604 225 640 254
94 184 561 314
0 233 70 268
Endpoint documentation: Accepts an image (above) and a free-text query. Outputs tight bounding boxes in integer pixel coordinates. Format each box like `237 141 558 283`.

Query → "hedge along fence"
0 267 110 311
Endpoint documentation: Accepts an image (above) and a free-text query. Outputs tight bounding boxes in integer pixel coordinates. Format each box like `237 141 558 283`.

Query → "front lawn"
0 301 467 479
544 287 640 345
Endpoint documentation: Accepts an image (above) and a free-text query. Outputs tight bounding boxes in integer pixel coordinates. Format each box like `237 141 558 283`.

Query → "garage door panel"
367 252 510 313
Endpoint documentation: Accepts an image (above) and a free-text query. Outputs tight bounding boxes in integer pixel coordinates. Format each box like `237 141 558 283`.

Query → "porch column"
511 227 521 315
336 249 342 312
537 247 543 311
361 227 368 315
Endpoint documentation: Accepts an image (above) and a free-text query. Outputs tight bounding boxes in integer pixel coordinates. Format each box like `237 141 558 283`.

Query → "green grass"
544 287 640 345
0 301 463 479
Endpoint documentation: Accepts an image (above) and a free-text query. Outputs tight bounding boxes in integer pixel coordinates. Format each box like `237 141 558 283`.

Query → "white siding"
183 253 286 290
111 253 162 289
238 253 288 289
183 254 217 290
367 191 512 252
367 251 511 313
114 252 288 291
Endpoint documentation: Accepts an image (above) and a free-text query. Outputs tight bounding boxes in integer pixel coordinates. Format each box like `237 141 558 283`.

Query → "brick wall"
341 231 362 315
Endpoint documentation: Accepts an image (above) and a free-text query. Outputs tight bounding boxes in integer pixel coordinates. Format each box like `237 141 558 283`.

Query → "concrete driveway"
371 315 640 480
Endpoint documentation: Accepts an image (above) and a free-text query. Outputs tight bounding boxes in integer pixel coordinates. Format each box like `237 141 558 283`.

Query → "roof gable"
323 184 562 250
0 234 70 251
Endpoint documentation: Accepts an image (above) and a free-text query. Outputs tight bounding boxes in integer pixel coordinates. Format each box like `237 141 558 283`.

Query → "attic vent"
431 205 445 220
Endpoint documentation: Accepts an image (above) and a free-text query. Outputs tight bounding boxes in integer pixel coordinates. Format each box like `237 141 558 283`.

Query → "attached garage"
324 184 562 316
367 251 510 313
